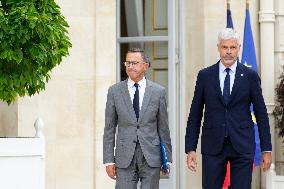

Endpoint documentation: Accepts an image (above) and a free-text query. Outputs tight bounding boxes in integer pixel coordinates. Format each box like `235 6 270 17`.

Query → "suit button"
137 126 140 129
133 140 137 143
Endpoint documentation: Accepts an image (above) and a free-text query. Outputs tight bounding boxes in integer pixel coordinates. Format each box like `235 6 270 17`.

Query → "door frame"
116 0 181 188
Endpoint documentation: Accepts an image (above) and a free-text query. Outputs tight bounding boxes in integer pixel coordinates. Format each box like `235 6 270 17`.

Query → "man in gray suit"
103 48 172 189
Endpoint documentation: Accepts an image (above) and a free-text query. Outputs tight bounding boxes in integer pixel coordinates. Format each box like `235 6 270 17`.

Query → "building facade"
0 0 284 188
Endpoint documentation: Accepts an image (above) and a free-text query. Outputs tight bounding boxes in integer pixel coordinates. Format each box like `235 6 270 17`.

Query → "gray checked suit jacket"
103 79 172 168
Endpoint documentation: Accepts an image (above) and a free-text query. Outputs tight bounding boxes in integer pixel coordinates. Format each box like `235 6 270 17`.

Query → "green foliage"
274 70 284 138
0 0 72 104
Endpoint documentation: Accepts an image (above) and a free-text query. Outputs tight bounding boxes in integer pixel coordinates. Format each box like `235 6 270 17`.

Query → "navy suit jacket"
185 62 272 155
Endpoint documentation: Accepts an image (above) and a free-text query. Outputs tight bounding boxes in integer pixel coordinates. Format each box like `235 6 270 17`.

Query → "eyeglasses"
124 61 144 67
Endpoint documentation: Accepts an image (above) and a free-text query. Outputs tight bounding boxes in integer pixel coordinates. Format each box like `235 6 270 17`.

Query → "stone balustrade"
266 163 284 189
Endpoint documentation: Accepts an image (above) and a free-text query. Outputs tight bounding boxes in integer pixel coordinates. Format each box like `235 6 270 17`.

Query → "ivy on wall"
273 70 284 138
0 0 72 104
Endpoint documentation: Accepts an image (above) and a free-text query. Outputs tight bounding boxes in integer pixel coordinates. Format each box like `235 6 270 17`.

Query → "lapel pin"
241 74 244 77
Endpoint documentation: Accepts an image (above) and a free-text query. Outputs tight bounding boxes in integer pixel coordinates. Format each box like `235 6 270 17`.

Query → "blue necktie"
133 83 139 120
223 68 231 104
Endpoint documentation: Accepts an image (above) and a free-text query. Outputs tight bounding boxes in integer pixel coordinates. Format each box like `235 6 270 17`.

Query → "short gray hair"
218 28 240 45
127 48 151 67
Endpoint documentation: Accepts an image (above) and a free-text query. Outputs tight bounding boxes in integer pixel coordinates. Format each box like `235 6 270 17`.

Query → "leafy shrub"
273 70 284 137
0 0 72 104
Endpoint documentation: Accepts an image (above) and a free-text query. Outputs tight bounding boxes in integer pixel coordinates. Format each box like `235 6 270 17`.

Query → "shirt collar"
219 60 237 73
127 77 146 88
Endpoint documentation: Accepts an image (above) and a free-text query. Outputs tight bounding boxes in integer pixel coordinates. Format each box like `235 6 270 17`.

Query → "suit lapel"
119 80 137 122
212 62 226 106
228 63 243 104
138 80 153 123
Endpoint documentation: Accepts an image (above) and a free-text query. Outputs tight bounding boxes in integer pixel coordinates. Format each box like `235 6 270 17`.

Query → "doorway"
116 0 180 188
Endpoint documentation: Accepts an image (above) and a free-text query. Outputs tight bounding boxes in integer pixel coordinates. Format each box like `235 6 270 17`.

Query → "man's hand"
161 163 171 175
261 152 272 172
187 151 197 172
106 164 116 180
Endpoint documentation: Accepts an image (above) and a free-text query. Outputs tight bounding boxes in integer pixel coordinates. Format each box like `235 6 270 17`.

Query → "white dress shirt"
127 77 147 109
219 61 237 95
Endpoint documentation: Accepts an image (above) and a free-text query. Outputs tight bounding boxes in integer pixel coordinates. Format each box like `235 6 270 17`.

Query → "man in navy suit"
185 28 272 189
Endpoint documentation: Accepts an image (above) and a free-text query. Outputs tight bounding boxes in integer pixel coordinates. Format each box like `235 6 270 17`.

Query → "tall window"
117 0 169 96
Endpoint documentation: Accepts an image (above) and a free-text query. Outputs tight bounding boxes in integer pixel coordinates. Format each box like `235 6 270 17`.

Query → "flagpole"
227 0 231 10
242 0 263 167
226 0 234 28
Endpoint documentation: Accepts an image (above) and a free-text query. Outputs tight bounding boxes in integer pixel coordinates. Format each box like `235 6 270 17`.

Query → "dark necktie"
223 68 231 104
133 83 139 120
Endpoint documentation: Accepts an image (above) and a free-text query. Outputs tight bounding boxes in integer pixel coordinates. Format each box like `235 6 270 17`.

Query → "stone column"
259 0 275 187
94 0 116 188
259 0 275 113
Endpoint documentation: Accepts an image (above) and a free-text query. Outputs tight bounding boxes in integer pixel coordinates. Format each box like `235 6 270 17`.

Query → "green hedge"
0 0 72 104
